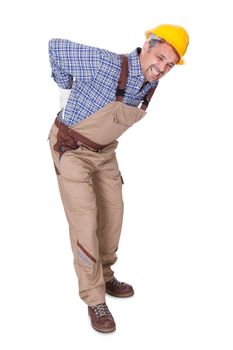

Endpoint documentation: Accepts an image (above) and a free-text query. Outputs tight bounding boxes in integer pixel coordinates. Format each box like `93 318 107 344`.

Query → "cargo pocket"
113 114 136 127
113 103 146 127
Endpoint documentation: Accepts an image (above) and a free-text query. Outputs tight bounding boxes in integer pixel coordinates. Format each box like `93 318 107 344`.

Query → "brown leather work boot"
105 277 134 297
88 303 116 333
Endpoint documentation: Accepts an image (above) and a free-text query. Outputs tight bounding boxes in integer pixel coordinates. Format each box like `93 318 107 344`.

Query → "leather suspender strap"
116 55 128 102
140 86 157 111
115 54 157 110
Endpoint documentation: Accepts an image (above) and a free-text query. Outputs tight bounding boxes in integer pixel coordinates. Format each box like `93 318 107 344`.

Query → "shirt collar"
127 48 158 87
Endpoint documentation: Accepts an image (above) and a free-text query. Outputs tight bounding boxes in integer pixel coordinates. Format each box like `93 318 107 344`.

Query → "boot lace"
91 303 112 319
109 278 125 287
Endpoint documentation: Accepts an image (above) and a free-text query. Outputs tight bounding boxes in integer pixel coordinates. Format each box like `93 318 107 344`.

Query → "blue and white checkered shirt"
49 39 159 126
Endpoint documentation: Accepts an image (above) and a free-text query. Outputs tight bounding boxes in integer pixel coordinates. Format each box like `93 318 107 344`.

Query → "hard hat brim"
177 58 184 65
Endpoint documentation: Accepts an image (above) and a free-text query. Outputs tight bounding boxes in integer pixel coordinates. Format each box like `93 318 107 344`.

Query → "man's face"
139 40 179 83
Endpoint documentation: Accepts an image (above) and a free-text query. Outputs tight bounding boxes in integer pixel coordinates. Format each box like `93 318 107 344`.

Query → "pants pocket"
114 114 136 127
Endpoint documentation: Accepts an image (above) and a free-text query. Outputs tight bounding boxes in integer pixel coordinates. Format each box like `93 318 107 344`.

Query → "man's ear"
142 40 150 53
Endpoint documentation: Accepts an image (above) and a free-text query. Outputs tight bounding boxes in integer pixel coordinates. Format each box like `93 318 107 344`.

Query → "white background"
1 0 233 349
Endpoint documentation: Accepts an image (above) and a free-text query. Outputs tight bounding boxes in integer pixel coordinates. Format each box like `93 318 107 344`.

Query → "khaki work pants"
48 101 146 305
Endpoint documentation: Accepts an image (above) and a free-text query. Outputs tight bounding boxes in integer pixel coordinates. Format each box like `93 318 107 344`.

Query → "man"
48 24 189 333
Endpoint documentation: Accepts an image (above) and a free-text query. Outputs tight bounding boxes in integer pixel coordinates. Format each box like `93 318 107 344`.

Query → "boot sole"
91 324 116 333
106 289 134 298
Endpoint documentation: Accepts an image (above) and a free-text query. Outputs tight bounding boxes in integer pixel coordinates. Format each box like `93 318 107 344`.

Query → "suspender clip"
116 87 125 97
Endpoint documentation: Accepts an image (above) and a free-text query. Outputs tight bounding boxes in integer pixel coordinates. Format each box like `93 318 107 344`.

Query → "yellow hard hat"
145 24 189 65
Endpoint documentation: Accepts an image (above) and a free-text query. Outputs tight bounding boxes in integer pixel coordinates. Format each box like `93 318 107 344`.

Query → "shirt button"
60 146 65 152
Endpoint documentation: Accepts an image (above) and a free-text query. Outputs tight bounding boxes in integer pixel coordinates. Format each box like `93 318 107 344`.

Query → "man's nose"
157 61 166 73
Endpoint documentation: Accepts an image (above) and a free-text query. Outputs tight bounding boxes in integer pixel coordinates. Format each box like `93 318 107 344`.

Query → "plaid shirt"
49 39 159 126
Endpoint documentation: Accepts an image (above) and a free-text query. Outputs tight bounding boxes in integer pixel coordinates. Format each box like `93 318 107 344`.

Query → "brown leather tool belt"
54 117 108 159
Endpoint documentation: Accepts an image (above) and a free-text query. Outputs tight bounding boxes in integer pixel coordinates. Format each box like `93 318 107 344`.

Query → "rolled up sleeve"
49 39 73 89
48 38 101 88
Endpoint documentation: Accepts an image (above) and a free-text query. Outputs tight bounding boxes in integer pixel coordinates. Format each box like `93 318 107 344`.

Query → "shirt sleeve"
48 39 102 89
